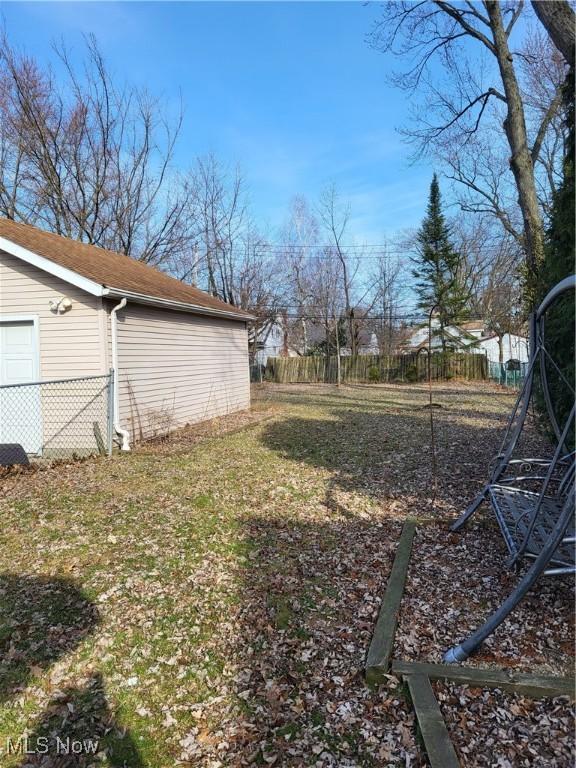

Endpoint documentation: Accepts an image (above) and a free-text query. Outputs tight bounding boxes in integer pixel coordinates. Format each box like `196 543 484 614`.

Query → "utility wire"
248 309 488 319
212 243 521 257
237 243 518 251
248 315 490 323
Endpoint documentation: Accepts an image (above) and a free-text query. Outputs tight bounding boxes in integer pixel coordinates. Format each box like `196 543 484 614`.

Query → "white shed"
0 218 252 456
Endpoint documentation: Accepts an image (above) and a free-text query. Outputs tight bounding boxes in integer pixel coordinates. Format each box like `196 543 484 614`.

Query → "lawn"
0 383 573 767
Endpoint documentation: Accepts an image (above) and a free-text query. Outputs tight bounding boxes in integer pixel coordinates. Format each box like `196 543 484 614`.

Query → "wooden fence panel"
265 353 487 384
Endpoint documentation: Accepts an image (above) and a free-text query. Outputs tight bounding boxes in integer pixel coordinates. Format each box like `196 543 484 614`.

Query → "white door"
0 320 43 454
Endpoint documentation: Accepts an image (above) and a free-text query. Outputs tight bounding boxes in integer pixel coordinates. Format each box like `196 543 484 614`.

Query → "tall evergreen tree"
538 66 574 440
413 174 469 351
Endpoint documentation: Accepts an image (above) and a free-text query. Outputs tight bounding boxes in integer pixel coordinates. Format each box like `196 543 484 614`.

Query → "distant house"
473 332 529 364
340 329 380 356
253 317 299 365
399 317 528 364
0 218 252 455
255 320 382 361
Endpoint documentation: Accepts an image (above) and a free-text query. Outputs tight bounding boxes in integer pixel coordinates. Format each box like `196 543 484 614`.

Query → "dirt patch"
138 404 279 454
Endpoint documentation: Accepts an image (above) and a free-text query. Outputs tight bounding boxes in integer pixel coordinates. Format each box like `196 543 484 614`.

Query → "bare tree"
280 195 321 355
237 232 287 360
280 196 347 376
0 33 194 266
186 154 249 302
317 184 361 353
519 29 568 214
436 28 566 237
368 249 402 354
369 2 568 296
478 256 524 365
305 250 346 383
456 218 525 364
179 155 286 351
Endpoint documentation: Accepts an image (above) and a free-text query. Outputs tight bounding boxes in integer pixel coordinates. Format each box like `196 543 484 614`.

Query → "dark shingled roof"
0 217 252 319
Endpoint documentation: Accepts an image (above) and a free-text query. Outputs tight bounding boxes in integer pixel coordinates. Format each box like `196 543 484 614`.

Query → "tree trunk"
497 333 505 384
335 320 341 387
485 2 545 294
531 1 575 66
341 267 355 355
251 321 259 362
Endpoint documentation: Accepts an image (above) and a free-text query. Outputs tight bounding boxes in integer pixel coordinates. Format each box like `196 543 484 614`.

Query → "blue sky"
1 1 435 243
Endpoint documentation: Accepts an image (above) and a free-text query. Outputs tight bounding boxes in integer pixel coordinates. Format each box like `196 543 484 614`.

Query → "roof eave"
103 287 256 321
0 236 104 297
0 235 254 321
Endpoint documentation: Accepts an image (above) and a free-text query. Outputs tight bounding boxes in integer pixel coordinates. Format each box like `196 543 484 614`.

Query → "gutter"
110 297 131 451
102 287 256 322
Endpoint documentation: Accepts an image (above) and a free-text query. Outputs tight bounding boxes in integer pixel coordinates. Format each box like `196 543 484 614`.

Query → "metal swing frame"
444 275 576 663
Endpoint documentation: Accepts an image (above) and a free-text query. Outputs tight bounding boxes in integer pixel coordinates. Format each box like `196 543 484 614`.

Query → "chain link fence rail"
0 373 113 460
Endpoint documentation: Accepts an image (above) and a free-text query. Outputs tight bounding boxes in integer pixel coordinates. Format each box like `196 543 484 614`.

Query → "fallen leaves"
435 682 575 767
0 382 573 766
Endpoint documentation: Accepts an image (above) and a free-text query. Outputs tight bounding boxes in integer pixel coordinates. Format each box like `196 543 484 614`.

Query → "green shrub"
405 365 418 383
368 365 380 383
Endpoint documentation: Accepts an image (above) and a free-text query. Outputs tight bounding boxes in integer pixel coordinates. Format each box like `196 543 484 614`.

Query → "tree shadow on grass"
0 574 98 705
14 672 145 767
0 574 143 767
258 407 510 516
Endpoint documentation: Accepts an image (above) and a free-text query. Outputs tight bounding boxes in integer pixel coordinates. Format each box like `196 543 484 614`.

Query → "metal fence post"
107 368 115 456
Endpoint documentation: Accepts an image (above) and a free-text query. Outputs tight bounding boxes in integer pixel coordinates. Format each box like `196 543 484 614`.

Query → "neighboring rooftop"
459 321 485 331
0 217 252 320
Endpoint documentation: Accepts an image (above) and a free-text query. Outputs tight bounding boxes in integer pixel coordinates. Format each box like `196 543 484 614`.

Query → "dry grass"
0 382 572 767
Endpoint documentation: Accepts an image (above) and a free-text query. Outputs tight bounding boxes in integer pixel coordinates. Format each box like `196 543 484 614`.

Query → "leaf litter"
0 382 573 766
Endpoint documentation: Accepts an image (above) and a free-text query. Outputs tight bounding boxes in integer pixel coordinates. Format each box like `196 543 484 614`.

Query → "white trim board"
0 237 104 297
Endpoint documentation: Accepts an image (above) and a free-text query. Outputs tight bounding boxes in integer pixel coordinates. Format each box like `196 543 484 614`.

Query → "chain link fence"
0 373 113 461
487 361 528 389
250 362 265 383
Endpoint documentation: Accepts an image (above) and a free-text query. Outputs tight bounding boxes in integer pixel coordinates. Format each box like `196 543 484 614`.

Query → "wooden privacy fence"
264 352 488 384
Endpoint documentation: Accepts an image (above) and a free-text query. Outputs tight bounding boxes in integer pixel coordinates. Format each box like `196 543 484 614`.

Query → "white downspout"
111 297 131 451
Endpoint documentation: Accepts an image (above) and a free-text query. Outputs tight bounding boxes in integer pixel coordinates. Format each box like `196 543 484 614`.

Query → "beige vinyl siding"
0 250 108 456
113 302 250 441
0 250 106 378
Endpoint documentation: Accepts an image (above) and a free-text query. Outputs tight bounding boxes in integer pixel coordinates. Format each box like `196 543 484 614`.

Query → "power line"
240 242 518 252
250 313 489 322
217 245 523 260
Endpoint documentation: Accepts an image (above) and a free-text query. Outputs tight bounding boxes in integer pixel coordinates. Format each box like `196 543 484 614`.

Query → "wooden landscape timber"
392 660 576 700
404 674 461 768
365 521 416 685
